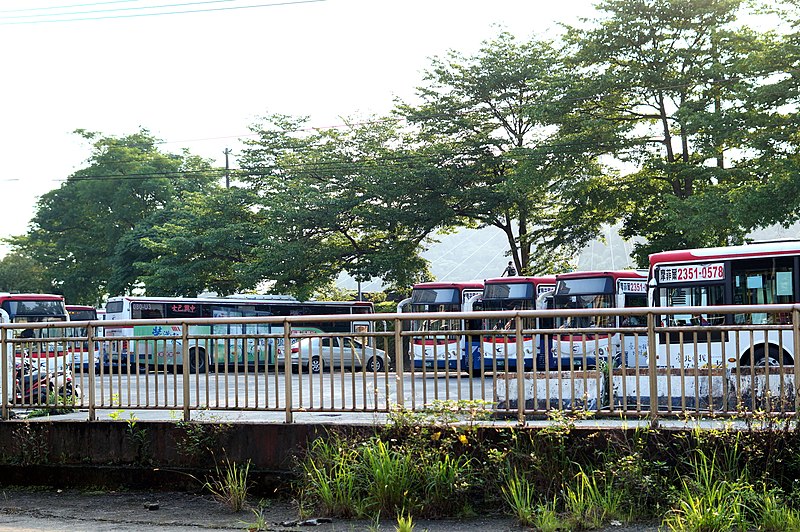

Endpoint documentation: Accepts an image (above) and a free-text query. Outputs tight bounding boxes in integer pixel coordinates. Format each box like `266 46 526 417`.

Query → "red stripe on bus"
556 334 611 341
411 339 454 346
482 336 533 342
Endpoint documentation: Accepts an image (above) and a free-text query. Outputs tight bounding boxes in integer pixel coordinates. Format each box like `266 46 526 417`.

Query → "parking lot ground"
0 487 661 531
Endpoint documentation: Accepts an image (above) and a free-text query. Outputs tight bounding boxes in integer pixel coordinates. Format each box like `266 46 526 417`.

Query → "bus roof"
105 295 372 308
66 304 95 311
107 295 297 305
0 293 65 301
411 281 484 290
649 240 800 266
484 275 556 286
555 270 647 281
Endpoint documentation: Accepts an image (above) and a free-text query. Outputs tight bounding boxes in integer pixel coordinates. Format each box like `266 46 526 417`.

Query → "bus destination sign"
657 263 725 284
618 280 647 293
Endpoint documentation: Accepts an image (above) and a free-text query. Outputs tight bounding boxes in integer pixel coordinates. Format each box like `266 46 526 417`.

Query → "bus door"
536 291 555 369
246 313 277 368
211 307 245 366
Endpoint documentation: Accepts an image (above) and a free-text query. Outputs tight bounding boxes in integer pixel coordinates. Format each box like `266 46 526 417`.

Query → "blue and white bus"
468 275 556 376
399 281 484 373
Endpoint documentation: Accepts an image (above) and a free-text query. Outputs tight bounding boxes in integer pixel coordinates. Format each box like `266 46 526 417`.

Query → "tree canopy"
20 129 219 304
560 0 792 265
10 0 800 300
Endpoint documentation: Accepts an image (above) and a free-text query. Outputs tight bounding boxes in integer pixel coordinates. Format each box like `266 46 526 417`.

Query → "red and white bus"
65 305 102 372
66 305 98 322
0 293 71 376
649 240 800 367
0 293 69 327
550 270 648 368
398 281 484 372
469 275 556 375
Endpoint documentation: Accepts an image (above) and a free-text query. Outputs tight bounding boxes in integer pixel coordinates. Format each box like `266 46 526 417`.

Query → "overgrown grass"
294 403 800 528
203 457 251 512
564 468 627 529
300 429 475 519
501 467 537 526
662 445 800 532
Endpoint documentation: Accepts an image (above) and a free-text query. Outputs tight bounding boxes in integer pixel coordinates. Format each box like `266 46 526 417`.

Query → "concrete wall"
0 420 364 492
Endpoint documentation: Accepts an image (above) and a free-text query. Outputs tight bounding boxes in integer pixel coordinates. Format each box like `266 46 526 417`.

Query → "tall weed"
501 468 537 526
301 436 361 517
203 457 250 512
662 449 752 532
564 468 626 529
360 439 416 517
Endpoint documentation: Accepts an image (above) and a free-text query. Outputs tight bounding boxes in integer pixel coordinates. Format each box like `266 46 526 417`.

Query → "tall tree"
724 0 800 232
561 0 787 264
397 32 597 274
237 114 451 298
0 250 55 293
123 188 263 296
22 129 219 304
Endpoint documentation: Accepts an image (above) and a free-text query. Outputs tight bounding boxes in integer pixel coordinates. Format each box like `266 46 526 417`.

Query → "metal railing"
1 304 798 422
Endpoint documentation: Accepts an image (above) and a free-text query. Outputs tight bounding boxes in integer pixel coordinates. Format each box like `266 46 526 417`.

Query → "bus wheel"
745 347 791 367
189 348 207 373
366 356 384 372
309 356 324 374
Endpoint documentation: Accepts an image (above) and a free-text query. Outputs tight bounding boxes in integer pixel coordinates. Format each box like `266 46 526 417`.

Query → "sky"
0 0 597 246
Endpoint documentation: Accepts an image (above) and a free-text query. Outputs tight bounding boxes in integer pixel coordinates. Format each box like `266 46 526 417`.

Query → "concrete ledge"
494 371 604 410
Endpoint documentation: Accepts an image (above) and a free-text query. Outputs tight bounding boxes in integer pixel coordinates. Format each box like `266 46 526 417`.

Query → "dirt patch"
0 487 660 531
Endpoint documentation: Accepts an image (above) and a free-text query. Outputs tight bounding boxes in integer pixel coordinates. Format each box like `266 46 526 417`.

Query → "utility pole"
223 148 232 189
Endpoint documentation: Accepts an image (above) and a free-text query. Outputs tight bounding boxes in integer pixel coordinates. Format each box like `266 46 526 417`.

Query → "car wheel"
366 356 384 372
309 356 324 374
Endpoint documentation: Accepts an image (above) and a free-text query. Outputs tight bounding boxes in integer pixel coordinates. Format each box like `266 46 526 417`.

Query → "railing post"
284 320 293 424
647 310 659 419
394 318 404 409
793 306 800 414
182 322 190 422
87 323 96 421
1 327 7 421
516 315 525 425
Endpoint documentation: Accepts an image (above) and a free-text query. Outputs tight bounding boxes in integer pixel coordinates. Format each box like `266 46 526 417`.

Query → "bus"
550 270 648 368
66 305 98 322
65 305 102 373
649 240 800 368
0 293 72 381
469 275 556 375
398 281 484 372
103 295 374 373
0 293 70 352
0 293 69 329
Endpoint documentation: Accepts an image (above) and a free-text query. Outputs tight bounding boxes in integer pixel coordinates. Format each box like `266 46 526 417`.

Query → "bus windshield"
3 300 66 320
554 293 615 328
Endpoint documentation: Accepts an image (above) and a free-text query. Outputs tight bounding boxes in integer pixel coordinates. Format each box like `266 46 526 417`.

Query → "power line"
0 0 325 24
0 0 140 14
1 0 253 19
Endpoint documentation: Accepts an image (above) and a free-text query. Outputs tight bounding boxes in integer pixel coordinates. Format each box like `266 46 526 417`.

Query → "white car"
277 336 386 373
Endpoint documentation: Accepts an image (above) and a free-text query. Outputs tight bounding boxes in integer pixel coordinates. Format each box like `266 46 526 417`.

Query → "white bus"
103 295 374 373
649 240 800 368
